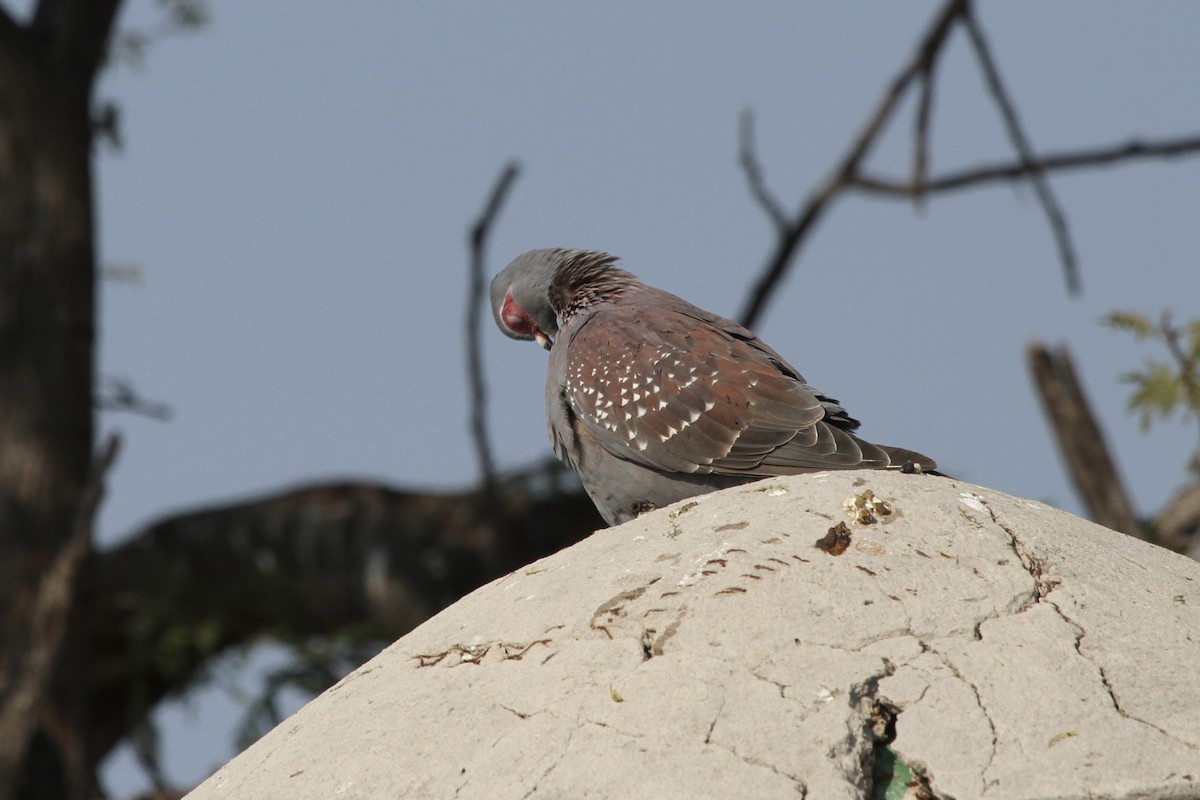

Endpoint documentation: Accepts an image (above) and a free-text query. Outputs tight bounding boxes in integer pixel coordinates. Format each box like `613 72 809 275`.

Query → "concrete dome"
186 471 1200 800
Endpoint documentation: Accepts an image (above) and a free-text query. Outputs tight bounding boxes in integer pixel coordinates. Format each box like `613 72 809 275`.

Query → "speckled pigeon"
491 248 936 526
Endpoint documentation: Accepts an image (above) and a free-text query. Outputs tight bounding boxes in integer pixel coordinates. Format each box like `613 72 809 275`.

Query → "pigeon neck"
549 252 639 329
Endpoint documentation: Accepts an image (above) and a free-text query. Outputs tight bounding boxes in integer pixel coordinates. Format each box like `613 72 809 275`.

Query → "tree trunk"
0 3 122 797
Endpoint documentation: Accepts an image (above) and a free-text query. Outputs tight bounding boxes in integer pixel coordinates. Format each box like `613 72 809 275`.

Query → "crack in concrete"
703 692 725 745
498 704 536 721
1093 664 1199 751
821 665 914 799
1047 596 1200 754
791 627 919 655
581 718 647 740
708 739 808 795
987 498 1200 757
864 700 943 800
516 727 574 800
982 501 1056 605
750 669 788 699
926 644 997 797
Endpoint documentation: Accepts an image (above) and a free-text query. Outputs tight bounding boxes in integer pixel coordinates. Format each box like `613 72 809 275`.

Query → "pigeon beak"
535 331 553 350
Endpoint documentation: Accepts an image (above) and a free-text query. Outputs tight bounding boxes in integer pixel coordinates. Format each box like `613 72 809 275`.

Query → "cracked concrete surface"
184 471 1200 800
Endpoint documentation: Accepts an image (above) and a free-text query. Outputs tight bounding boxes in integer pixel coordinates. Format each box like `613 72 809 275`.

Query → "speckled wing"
556 301 892 477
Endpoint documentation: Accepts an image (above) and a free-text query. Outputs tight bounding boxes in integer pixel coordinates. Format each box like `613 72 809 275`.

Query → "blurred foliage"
126 617 385 783
230 632 385 751
110 0 208 70
1105 310 1200 462
159 0 207 28
93 101 123 151
98 0 208 151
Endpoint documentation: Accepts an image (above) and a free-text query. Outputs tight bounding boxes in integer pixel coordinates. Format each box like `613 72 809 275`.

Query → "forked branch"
737 0 1200 327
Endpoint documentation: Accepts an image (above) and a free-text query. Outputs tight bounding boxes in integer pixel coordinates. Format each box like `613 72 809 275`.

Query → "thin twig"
738 0 969 327
466 161 520 492
960 5 1078 293
849 134 1200 194
912 62 937 207
98 377 172 421
738 109 788 232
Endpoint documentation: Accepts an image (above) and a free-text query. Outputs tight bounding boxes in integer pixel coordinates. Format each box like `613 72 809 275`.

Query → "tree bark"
0 3 122 798
1154 481 1200 554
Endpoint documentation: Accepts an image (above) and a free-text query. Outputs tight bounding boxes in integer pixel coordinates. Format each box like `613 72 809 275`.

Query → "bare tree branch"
910 6 955 210
108 0 207 74
465 161 520 493
850 134 1200 196
738 0 1200 329
738 109 788 233
1154 481 1200 555
960 5 1078 294
912 63 936 209
1027 343 1145 539
98 377 172 421
738 0 968 327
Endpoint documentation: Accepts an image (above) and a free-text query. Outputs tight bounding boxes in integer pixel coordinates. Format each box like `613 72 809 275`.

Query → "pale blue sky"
14 0 1198 793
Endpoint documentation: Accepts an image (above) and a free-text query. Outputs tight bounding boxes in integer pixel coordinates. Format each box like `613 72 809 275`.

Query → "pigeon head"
490 249 636 350
490 249 563 350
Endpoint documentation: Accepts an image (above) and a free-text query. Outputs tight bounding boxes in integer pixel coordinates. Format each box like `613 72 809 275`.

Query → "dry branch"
850 134 1200 196
465 161 520 493
1155 482 1200 554
736 0 1200 328
1027 343 1145 539
960 4 1078 294
738 0 968 327
738 110 788 233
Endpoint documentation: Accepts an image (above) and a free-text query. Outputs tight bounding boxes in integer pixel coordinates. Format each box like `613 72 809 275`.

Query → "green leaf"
1103 311 1152 339
1124 362 1183 431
